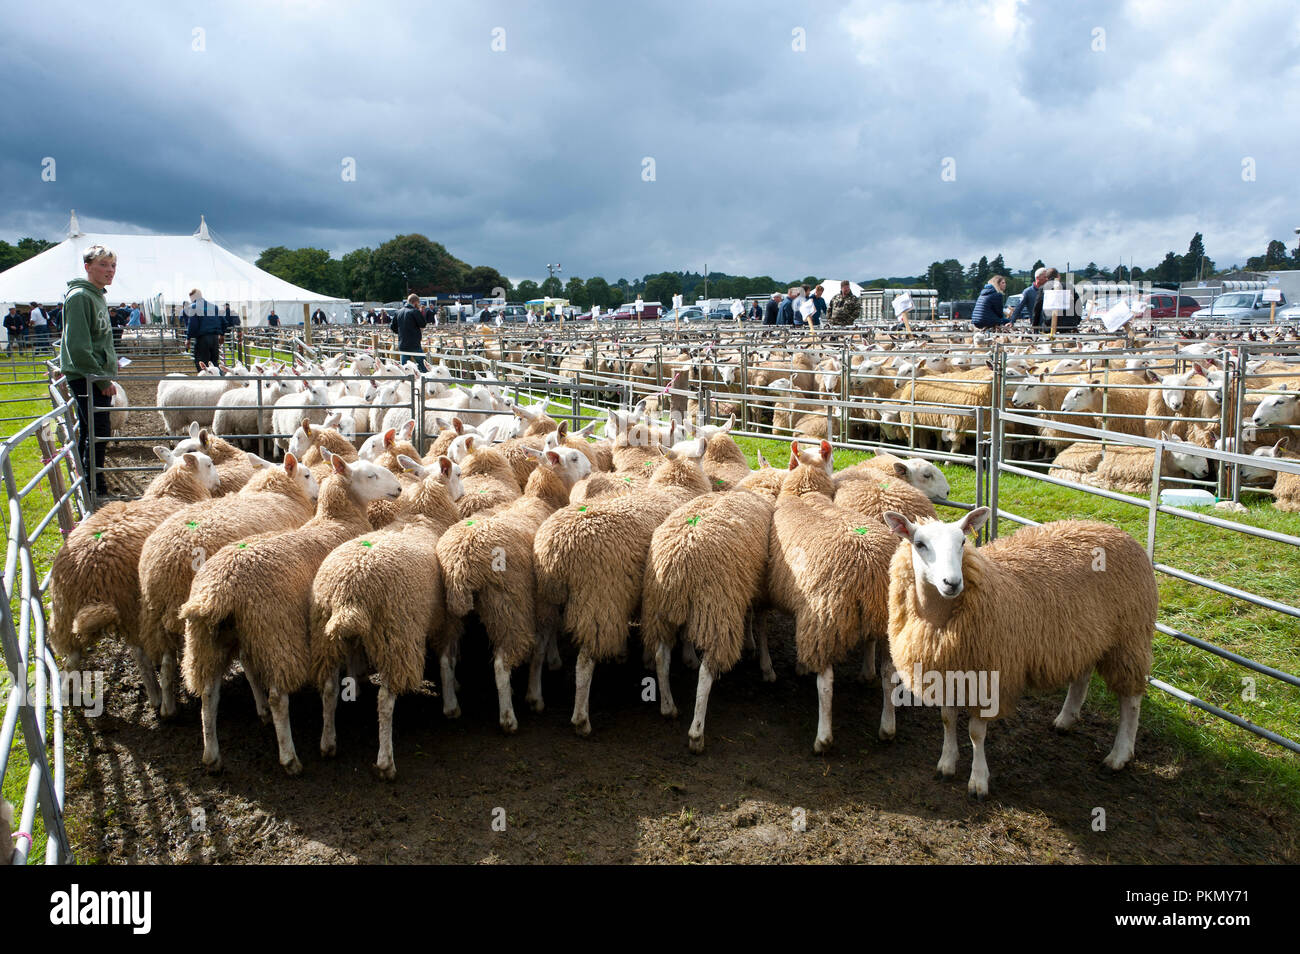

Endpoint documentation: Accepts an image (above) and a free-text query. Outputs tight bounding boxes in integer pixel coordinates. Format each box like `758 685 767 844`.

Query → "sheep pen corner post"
302 303 312 346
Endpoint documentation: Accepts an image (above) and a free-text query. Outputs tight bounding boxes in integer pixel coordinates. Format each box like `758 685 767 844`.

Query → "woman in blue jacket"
970 275 1010 328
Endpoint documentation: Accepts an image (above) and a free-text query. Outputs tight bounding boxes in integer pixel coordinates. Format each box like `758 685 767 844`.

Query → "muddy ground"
61 370 1297 865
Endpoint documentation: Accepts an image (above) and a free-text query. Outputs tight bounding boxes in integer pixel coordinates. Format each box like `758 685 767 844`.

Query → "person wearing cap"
61 245 119 495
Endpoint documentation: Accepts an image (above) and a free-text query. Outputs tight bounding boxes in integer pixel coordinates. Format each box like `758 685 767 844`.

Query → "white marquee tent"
0 214 351 326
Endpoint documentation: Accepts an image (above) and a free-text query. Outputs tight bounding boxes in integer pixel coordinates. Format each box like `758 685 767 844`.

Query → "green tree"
564 276 590 308
989 253 1007 277
340 247 374 300
926 261 952 300
370 234 468 300
0 237 56 272
515 280 541 302
1182 233 1208 280
1153 252 1182 283
257 246 343 297
585 276 611 309
540 276 562 298
463 266 511 298
1031 258 1045 272
644 271 681 307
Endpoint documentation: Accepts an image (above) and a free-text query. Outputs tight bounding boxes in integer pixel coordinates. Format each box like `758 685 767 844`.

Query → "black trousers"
68 376 112 494
193 334 221 370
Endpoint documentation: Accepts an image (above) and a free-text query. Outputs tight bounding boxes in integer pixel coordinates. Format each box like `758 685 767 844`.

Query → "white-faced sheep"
137 452 319 719
156 366 241 435
448 434 524 516
533 438 712 736
271 381 331 454
179 452 402 774
883 508 1157 798
309 454 464 779
765 440 898 752
833 453 951 502
435 445 591 730
49 448 221 707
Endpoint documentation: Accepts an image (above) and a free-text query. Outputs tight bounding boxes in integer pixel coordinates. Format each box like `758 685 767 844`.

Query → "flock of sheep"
44 338 1198 798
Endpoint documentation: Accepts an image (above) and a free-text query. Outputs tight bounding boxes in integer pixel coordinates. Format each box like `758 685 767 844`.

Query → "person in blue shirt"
184 289 225 370
811 284 827 327
970 275 1011 329
267 308 280 327
777 288 798 325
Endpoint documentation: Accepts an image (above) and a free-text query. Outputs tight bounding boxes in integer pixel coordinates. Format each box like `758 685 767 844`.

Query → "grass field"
2 363 1298 864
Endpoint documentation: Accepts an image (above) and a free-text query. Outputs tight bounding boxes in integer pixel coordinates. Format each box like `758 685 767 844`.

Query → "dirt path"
61 614 1297 865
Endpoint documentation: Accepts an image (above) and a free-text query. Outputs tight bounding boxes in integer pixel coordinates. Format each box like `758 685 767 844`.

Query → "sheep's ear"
576 421 597 438
788 442 800 471
301 418 313 435
402 419 416 440
153 445 173 464
1194 363 1205 378
820 440 833 463
189 421 200 440
882 510 914 541
181 452 199 471
247 452 271 470
283 453 297 475
1159 430 1172 442
892 461 908 478
331 452 349 475
397 454 427 477
521 444 542 458
1145 369 1160 383
323 410 342 428
959 507 990 536
438 456 454 477
756 449 771 469
383 428 397 449
695 437 708 459
463 435 476 453
545 450 562 467
557 420 569 440
453 417 465 434
1277 437 1289 451
721 414 734 434
197 428 211 450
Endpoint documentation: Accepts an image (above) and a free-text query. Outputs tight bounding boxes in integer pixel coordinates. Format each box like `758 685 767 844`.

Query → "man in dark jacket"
1011 267 1047 326
777 288 798 325
970 275 1010 329
763 294 780 325
267 308 280 327
391 293 427 370
184 288 224 370
4 307 23 354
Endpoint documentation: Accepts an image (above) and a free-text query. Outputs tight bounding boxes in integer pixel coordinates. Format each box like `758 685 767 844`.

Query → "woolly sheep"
833 454 951 502
435 446 591 729
534 438 712 736
449 435 523 516
882 508 1157 797
213 377 291 447
156 367 241 435
49 448 221 708
272 381 331 453
137 452 318 719
179 452 402 774
309 454 464 779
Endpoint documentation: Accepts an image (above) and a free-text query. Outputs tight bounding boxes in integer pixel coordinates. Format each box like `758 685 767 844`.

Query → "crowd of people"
970 267 1081 332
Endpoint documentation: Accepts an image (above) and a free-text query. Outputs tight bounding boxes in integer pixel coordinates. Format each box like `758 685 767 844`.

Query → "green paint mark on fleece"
686 515 701 526
361 540 373 548
238 542 248 548
466 520 475 526
93 532 102 540
578 506 587 512
186 520 199 528
853 527 868 535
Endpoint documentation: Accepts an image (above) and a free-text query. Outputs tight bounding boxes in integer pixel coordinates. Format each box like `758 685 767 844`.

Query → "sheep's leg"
241 653 270 724
814 666 834 754
131 645 162 710
680 641 700 671
967 715 989 799
545 629 562 671
687 660 715 754
655 643 677 718
859 639 877 683
1053 669 1092 731
571 650 595 737
268 687 301 776
200 677 222 773
878 654 897 741
493 652 518 734
439 651 461 719
1103 694 1142 770
158 651 178 721
743 609 756 653
526 640 546 713
319 670 339 758
756 612 775 683
374 684 397 780
937 706 959 778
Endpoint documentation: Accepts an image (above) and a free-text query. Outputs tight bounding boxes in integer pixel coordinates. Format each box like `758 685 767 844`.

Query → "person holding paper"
60 244 119 495
811 285 827 326
777 288 799 325
1011 267 1048 325
970 274 1010 329
764 293 781 325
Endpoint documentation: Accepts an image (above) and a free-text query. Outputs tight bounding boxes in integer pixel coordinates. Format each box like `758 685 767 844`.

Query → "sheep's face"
341 459 402 501
716 364 739 387
899 459 951 502
284 454 319 500
177 451 221 494
1160 372 1194 412
1159 433 1209 479
286 425 312 460
547 447 591 484
336 414 357 445
1251 389 1296 427
351 354 377 375
1011 376 1045 409
357 431 387 461
883 507 990 600
447 433 477 463
1060 386 1096 415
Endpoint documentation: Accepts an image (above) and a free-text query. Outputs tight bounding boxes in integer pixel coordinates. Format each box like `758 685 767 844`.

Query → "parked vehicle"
938 300 977 322
661 306 704 322
1193 291 1288 325
1142 292 1201 319
612 301 663 320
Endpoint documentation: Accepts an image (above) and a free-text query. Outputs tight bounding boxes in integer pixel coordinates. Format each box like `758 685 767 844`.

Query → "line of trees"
0 237 56 273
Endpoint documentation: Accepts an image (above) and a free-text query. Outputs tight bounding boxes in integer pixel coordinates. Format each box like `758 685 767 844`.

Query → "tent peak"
195 215 211 241
68 210 82 238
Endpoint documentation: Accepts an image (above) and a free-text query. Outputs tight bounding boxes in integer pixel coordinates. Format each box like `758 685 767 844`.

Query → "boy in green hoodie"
60 245 119 496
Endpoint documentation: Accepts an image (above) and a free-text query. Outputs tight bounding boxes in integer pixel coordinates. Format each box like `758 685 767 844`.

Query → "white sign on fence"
1043 289 1071 312
891 292 914 316
1263 288 1283 302
1102 300 1134 332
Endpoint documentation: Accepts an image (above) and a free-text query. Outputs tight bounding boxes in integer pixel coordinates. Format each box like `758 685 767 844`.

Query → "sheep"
435 445 592 730
1058 381 1150 437
1081 432 1209 493
271 381 330 453
1047 442 1107 483
533 438 712 736
286 415 360 484
449 433 524 516
892 367 993 453
213 376 290 448
137 452 319 719
882 507 1157 797
542 419 612 473
172 422 256 496
156 366 241 435
108 382 129 435
179 451 402 774
309 454 464 779
640 485 776 752
1250 384 1299 430
833 454 951 502
48 448 221 708
765 440 898 752
687 417 750 491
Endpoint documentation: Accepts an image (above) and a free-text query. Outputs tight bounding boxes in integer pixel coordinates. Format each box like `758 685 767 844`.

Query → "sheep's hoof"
688 735 705 754
373 762 397 782
257 708 272 725
443 705 461 720
936 761 957 779
813 736 832 755
158 705 177 723
1051 715 1076 733
526 695 544 714
282 757 303 776
320 741 337 759
660 703 678 719
572 717 592 737
1102 753 1130 771
760 668 776 684
546 657 562 672
202 756 223 775
500 713 519 734
878 725 896 742
967 782 987 801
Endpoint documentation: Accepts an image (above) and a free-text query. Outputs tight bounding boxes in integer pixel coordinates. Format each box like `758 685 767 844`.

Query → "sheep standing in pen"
448 434 524 516
156 365 241 435
137 453 319 719
533 438 712 736
435 446 592 728
49 449 221 708
765 440 897 752
172 422 256 496
640 480 776 752
180 451 402 774
882 507 1157 798
309 454 464 780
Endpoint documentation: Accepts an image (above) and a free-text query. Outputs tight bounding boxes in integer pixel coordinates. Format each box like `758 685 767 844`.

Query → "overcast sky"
2 0 1297 284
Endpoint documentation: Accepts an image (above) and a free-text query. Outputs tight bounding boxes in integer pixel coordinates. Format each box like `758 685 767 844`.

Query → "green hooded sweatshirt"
60 278 117 388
